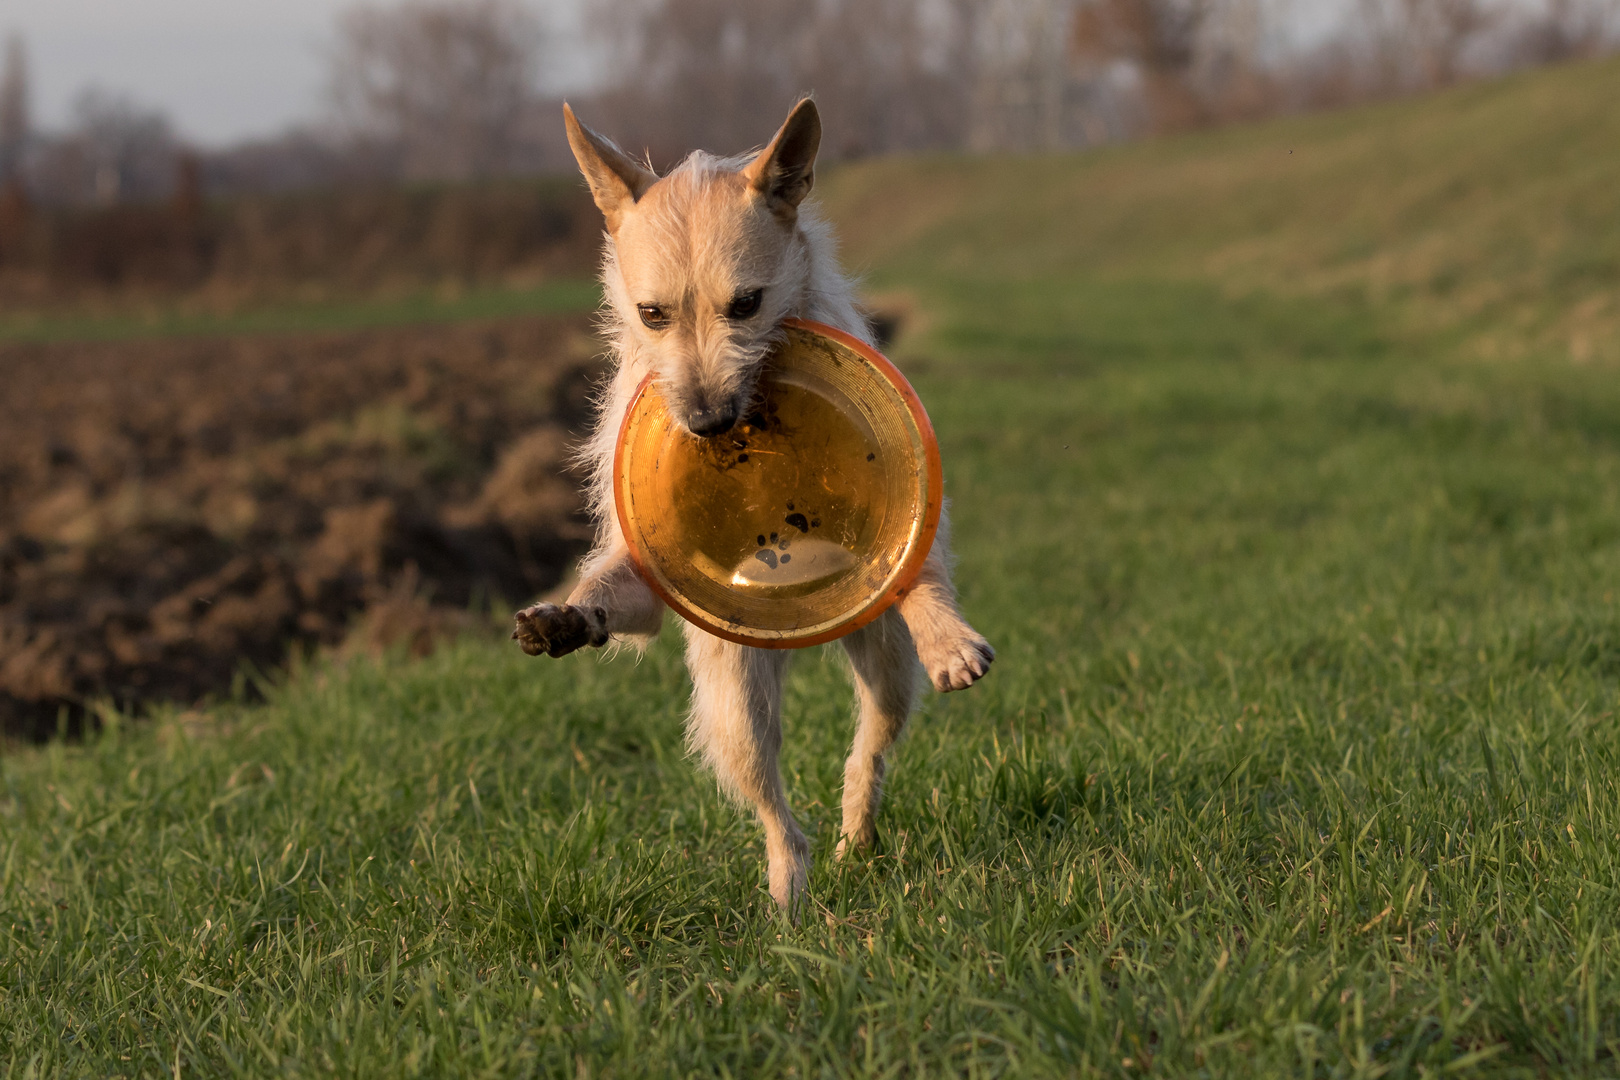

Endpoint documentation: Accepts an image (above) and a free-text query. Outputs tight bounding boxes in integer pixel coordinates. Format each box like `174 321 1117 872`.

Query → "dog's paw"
918 632 995 693
512 602 608 658
768 829 812 919
835 823 880 861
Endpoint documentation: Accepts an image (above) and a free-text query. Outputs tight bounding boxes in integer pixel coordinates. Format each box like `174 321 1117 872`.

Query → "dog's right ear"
564 104 658 232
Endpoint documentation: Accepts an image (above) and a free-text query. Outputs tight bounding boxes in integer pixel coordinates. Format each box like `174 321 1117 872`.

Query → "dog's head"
564 100 821 438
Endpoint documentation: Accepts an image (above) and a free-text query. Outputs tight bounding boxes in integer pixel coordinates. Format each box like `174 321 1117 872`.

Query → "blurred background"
4 0 1617 200
0 0 1617 744
1 0 1615 304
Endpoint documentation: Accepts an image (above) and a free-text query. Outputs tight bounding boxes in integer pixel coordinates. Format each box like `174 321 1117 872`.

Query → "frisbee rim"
612 317 942 649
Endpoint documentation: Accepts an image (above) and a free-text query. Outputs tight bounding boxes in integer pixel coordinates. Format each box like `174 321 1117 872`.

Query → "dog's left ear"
744 98 820 218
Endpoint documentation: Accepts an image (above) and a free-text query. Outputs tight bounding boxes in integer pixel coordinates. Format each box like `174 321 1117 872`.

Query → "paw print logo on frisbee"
614 319 941 647
734 501 855 588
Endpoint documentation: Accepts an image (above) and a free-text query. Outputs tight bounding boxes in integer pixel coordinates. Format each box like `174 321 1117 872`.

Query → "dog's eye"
637 304 670 329
726 289 763 320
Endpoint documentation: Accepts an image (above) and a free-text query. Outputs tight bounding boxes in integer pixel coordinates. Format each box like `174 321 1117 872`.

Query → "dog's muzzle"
685 401 739 437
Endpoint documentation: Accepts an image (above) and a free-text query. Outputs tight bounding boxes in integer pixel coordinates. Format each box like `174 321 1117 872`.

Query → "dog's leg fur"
683 625 810 910
897 513 995 693
513 535 664 658
836 606 919 855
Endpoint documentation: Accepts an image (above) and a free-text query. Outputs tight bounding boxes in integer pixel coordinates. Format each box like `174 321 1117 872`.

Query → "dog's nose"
687 402 738 437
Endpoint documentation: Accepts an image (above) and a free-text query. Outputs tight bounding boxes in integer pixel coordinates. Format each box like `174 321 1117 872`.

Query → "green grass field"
6 59 1620 1077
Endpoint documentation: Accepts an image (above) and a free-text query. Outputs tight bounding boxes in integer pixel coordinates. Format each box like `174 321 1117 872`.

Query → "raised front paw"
918 632 995 692
512 602 608 658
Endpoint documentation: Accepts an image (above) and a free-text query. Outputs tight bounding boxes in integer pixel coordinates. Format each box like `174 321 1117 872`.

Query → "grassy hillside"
825 55 1620 366
5 61 1620 1076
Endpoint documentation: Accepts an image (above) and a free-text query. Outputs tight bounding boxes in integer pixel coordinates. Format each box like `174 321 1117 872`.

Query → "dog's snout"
687 402 739 437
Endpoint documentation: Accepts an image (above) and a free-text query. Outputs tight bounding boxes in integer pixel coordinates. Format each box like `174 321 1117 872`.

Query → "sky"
0 0 1359 150
0 0 597 148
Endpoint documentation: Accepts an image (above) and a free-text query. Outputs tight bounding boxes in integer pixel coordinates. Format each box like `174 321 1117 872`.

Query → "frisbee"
613 318 942 648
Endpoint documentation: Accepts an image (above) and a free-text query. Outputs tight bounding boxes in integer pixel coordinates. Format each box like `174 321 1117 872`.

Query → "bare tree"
1350 0 1499 92
585 0 816 164
1188 0 1278 122
585 0 975 166
329 0 544 181
35 88 179 205
172 0 1620 196
1406 0 1500 85
1071 0 1218 131
966 0 1079 151
800 0 977 158
1509 0 1619 63
0 32 27 181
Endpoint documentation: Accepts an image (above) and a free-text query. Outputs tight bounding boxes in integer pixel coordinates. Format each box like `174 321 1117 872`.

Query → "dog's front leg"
896 527 995 693
513 541 664 657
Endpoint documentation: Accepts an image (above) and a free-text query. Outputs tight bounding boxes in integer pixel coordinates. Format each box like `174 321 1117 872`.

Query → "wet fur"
514 100 994 913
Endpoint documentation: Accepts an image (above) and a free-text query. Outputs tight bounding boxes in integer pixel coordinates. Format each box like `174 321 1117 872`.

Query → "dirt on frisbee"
0 315 602 742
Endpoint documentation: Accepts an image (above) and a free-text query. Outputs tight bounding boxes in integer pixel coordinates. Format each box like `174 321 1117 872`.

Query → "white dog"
514 99 994 911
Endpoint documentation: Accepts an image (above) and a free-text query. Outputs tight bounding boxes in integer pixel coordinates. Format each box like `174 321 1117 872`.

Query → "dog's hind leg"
683 624 809 913
836 607 921 857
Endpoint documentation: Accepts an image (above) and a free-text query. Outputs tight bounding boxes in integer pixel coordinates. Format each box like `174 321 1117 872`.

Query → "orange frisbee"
613 318 941 648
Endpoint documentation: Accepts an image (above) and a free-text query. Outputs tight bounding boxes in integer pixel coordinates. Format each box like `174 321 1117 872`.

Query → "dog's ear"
564 104 657 232
744 98 820 218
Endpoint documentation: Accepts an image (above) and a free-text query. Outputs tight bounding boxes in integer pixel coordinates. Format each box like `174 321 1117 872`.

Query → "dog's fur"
513 99 994 912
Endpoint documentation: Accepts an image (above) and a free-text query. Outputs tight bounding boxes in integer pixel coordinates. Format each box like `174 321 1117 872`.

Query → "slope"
825 55 1620 366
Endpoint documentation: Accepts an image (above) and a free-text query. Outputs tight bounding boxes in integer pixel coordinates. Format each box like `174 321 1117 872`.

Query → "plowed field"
0 315 601 741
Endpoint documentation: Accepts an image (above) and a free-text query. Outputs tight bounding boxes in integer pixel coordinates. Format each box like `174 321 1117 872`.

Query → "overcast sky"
0 0 596 147
0 0 1358 149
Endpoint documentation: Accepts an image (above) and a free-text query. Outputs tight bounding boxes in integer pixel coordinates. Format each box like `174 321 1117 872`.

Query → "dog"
513 98 994 912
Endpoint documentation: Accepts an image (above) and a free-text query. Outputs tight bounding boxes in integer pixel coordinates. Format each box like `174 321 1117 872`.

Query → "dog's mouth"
676 377 767 440
670 341 776 439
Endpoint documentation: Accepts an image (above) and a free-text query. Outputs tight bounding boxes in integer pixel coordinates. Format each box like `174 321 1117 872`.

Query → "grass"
6 61 1620 1077
824 56 1620 365
0 277 601 344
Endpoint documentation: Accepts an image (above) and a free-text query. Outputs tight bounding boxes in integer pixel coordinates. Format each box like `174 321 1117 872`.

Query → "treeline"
0 0 1616 205
0 176 597 303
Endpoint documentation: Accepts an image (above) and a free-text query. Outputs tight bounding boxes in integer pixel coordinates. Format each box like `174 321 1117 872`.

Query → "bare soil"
0 315 603 741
